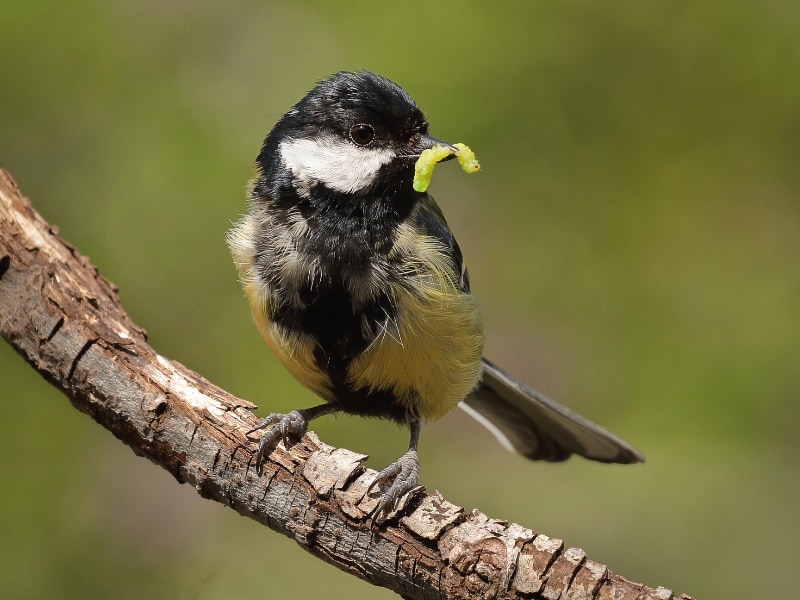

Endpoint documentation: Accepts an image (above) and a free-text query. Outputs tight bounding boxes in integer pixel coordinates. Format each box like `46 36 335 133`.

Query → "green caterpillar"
413 143 480 192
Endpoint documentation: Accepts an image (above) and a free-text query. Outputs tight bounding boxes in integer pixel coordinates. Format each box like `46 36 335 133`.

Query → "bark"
0 168 694 600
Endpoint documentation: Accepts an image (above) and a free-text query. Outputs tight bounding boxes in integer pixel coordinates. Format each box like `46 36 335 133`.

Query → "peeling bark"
0 168 695 600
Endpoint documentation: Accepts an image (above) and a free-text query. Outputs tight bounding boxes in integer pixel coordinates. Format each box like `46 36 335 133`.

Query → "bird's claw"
247 410 309 474
367 450 420 521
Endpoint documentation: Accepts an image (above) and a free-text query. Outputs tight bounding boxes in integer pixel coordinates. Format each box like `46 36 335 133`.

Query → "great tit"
228 70 643 518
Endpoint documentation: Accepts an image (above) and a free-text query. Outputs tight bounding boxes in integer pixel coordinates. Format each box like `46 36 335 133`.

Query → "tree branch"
0 168 694 600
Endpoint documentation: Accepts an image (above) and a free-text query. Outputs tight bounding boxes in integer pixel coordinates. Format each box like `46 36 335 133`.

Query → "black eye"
349 124 375 146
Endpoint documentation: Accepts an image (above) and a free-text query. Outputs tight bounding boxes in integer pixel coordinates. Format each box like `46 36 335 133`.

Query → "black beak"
418 134 458 160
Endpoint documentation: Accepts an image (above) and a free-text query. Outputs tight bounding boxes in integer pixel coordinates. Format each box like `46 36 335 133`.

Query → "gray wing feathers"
460 358 644 464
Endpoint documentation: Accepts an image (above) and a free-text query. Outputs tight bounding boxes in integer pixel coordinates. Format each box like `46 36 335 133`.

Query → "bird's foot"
247 410 309 474
367 449 420 521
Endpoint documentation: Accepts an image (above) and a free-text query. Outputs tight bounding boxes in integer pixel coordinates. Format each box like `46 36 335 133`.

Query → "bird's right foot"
247 410 309 474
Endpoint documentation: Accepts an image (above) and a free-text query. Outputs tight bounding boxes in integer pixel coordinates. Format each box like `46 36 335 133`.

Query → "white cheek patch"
279 136 395 195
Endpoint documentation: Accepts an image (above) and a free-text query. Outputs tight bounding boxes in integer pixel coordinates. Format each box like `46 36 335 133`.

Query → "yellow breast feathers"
347 221 484 421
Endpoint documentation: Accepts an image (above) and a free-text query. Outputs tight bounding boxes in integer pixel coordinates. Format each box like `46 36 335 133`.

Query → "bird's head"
256 70 455 198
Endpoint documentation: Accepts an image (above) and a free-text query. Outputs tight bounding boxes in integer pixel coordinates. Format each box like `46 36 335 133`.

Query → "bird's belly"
248 281 484 422
346 284 484 422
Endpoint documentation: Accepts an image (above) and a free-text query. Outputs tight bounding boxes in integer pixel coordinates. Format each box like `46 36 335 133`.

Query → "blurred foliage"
1 1 798 598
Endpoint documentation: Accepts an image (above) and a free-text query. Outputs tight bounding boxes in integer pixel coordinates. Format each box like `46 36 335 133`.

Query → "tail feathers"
460 358 644 464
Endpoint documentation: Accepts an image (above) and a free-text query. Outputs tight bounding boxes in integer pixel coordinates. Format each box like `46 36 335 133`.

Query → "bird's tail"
459 358 644 464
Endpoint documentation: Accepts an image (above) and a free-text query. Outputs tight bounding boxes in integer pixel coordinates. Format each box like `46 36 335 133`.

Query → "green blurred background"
2 1 798 598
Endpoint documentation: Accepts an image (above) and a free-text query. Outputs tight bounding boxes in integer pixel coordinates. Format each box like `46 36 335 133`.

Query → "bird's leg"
368 414 422 520
247 403 337 474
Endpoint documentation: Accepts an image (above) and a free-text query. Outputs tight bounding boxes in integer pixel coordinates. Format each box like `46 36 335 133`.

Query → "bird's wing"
460 358 644 464
410 194 471 293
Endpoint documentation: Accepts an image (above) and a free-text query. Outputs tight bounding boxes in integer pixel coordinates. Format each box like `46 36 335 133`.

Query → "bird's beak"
418 134 458 160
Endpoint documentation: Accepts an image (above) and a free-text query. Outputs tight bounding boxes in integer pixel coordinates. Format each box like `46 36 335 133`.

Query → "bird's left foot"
367 449 420 520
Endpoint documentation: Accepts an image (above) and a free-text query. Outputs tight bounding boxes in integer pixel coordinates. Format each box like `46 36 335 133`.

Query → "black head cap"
257 71 429 172
298 70 423 127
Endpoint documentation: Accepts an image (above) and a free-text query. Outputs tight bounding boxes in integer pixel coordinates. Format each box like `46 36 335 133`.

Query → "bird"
227 70 643 518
